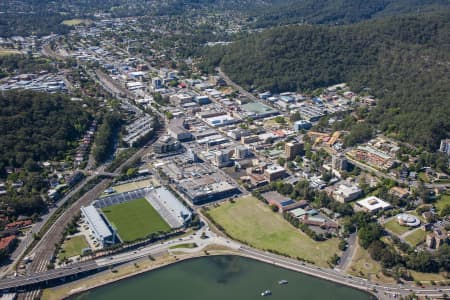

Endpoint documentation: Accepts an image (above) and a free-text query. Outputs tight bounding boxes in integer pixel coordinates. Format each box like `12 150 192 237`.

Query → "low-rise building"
356 196 391 213
264 165 287 183
333 184 362 203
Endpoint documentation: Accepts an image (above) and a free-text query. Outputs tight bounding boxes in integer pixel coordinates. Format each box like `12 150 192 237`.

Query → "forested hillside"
1 0 449 37
251 0 450 27
201 12 450 150
0 91 91 176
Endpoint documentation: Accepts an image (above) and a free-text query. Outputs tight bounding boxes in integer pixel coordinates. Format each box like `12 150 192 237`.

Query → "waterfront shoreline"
46 247 375 300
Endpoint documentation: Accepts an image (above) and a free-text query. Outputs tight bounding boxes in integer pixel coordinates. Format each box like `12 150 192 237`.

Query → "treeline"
0 55 56 79
0 91 90 177
93 113 122 164
347 212 450 275
202 12 450 150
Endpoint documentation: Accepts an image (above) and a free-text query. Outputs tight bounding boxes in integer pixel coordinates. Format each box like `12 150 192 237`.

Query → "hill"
250 0 450 27
201 12 450 150
0 91 91 176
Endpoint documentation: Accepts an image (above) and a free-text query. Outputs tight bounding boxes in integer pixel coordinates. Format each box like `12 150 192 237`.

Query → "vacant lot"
58 235 89 260
102 198 170 242
207 195 339 267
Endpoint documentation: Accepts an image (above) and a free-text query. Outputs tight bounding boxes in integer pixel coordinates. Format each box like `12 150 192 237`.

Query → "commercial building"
356 196 391 213
285 141 304 160
333 184 362 203
241 102 279 119
152 77 162 89
234 146 250 159
168 118 193 142
80 205 114 247
213 150 232 168
293 120 312 131
153 136 181 154
264 165 287 183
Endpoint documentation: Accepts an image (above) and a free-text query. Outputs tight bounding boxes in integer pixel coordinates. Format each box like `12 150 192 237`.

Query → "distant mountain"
201 12 450 150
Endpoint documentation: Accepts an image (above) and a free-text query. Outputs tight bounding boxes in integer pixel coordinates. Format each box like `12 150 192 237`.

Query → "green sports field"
102 198 170 242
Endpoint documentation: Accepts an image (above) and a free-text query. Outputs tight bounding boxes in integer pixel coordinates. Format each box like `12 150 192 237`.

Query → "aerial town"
0 2 449 300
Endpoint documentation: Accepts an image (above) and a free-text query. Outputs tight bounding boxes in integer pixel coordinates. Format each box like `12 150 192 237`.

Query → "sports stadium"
81 186 191 246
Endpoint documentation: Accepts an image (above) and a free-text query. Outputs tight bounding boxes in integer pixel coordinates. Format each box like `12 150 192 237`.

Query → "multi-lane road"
2 227 450 299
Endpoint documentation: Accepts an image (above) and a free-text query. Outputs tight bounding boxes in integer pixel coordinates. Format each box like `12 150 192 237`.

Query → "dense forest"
0 91 91 177
92 113 122 165
250 0 450 27
201 12 450 150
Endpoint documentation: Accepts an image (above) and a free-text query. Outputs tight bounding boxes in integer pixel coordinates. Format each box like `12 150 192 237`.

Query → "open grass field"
102 198 170 242
112 179 152 194
62 19 92 26
436 193 450 211
58 235 89 260
0 48 21 56
346 242 396 284
206 195 339 267
383 218 411 236
404 229 426 246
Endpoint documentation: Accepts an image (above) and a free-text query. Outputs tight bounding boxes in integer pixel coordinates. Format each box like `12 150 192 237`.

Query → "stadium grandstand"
145 187 192 228
80 205 116 247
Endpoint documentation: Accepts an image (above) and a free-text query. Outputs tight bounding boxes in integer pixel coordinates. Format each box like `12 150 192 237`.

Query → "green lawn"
207 195 339 267
62 19 91 26
58 235 89 260
404 229 426 246
436 193 450 211
383 218 411 236
102 198 170 242
169 243 197 249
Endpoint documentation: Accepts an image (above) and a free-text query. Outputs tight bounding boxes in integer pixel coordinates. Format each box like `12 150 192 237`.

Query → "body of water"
70 255 374 300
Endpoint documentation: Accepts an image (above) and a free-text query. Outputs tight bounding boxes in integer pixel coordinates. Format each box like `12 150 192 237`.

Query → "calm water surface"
70 256 374 300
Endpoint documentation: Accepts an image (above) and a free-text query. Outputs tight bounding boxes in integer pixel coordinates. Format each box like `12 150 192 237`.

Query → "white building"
356 196 391 213
333 184 362 203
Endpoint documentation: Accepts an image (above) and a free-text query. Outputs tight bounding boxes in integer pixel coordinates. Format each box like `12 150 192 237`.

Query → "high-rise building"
332 154 348 171
152 77 162 89
285 142 304 160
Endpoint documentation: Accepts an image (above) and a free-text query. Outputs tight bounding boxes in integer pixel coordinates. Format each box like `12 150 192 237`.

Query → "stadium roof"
81 205 112 239
153 187 191 223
